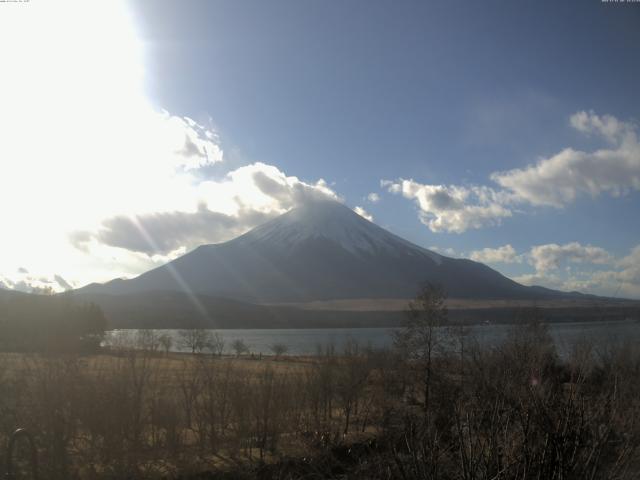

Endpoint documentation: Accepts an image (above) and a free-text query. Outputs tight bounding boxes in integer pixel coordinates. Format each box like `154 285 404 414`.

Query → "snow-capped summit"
78 199 562 302
237 199 442 261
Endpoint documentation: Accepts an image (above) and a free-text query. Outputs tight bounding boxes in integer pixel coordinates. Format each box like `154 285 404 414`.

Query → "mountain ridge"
78 199 581 302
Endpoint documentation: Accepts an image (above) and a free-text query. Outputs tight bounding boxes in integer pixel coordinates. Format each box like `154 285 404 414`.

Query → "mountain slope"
78 200 570 302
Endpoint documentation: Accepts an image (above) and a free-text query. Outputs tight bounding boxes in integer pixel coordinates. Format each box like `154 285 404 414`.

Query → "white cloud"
514 246 640 300
471 241 640 298
569 110 634 144
513 272 565 290
0 271 74 294
491 111 640 207
367 192 381 203
528 242 613 273
585 246 640 298
383 180 512 233
470 244 522 264
429 246 459 257
233 163 339 211
353 206 373 222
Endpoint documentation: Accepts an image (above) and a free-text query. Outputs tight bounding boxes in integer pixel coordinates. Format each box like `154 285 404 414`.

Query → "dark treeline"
77 291 640 329
0 285 639 479
0 292 107 352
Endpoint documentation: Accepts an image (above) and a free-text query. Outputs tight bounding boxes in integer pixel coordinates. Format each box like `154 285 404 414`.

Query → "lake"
105 319 640 356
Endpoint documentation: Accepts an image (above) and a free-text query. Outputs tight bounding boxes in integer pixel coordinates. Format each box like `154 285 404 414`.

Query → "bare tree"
393 282 448 414
335 339 371 434
231 339 249 357
136 329 160 353
269 343 288 359
193 359 235 453
178 329 210 354
206 331 225 357
158 333 173 355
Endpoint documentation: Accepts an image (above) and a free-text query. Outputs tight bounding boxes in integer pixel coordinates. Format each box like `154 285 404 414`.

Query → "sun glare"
0 1 157 286
0 1 225 289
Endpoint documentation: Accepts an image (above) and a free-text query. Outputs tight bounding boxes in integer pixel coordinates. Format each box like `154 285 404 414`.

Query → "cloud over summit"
73 162 340 256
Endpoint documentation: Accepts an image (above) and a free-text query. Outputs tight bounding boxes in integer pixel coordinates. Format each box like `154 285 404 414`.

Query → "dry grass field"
2 316 640 479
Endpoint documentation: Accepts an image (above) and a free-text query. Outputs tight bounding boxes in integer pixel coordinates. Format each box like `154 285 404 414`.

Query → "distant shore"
104 298 640 329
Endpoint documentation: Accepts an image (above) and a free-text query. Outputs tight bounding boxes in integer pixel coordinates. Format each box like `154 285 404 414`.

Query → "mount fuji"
79 199 567 303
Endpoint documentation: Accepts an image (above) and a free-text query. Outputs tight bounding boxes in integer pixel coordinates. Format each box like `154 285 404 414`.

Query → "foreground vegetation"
0 286 639 479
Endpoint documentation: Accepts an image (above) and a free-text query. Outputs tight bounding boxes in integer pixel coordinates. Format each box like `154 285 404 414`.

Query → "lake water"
105 319 640 356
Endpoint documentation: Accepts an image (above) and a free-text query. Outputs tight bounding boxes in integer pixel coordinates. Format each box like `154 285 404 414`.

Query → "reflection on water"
104 319 640 356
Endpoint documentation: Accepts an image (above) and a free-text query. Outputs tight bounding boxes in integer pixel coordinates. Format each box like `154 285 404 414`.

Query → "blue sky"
1 0 639 298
